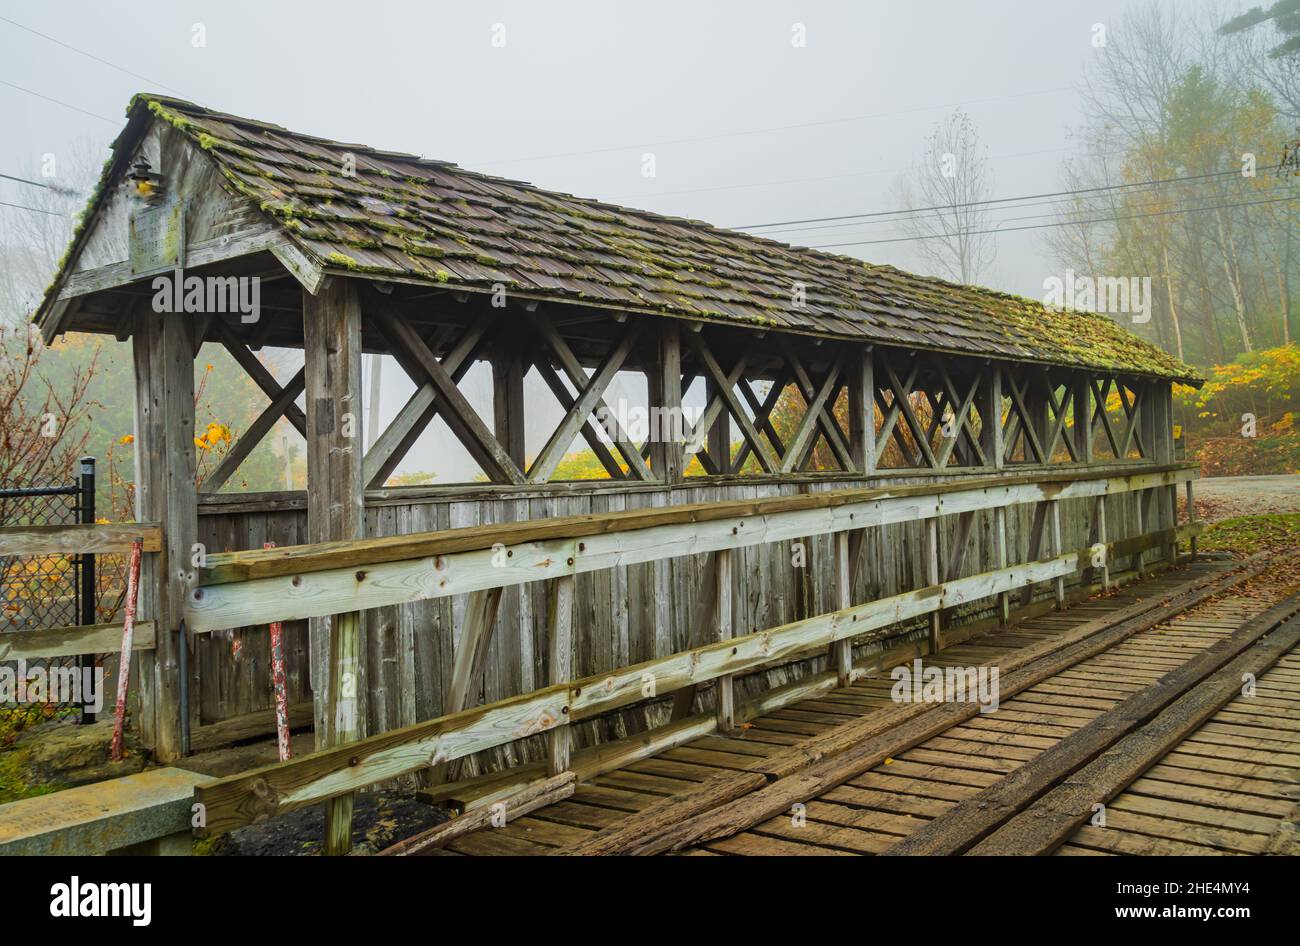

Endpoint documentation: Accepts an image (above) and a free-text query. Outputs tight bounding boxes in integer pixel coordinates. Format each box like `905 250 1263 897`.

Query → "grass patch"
1199 513 1300 554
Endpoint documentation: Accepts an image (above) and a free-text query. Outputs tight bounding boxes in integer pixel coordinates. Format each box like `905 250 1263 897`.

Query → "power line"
0 199 66 217
738 165 1283 231
472 85 1076 167
809 194 1297 249
0 14 180 93
0 78 117 124
607 143 1134 204
763 170 1284 239
0 172 82 196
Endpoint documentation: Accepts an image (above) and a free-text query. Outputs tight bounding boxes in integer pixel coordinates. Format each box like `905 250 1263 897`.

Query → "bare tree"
892 108 996 285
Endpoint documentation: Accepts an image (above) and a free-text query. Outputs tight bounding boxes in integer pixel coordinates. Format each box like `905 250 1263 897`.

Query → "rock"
0 719 145 803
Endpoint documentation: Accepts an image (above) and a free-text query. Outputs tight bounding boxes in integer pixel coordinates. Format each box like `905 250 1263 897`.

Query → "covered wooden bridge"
27 94 1214 855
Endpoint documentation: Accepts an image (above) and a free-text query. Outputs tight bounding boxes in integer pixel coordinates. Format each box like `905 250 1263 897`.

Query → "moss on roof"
42 93 1200 383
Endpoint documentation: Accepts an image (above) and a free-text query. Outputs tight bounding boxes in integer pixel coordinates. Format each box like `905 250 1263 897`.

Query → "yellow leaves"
194 421 232 452
117 433 134 445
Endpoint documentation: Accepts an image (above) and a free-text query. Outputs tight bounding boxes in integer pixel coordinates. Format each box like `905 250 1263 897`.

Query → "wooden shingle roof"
43 94 1200 383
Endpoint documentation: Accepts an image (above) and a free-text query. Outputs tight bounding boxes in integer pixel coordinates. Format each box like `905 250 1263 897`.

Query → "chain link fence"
1 460 117 734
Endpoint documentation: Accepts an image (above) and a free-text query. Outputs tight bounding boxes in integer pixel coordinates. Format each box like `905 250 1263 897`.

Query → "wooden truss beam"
200 367 306 494
364 322 465 488
682 331 779 473
370 300 526 485
526 311 655 481
528 322 645 483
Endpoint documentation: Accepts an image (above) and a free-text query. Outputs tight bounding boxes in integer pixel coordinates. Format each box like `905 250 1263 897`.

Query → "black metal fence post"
78 456 96 724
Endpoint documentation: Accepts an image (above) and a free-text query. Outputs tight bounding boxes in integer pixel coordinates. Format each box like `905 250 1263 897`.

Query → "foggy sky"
0 0 1230 482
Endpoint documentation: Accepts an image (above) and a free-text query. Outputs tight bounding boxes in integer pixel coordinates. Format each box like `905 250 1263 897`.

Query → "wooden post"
492 343 526 471
993 505 1010 625
132 304 196 762
983 365 1010 623
1133 490 1149 578
1134 380 1161 575
547 574 575 775
1096 497 1111 590
1073 372 1094 464
1152 382 1177 563
925 517 940 652
1021 500 1049 607
703 376 730 473
648 322 683 482
431 586 504 784
714 548 735 731
303 278 366 856
1185 480 1197 560
1029 371 1051 464
832 531 853 685
847 348 875 476
981 364 1004 470
1050 500 1065 607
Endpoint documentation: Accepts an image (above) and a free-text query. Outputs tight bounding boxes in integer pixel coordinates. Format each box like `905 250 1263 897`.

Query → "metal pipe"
78 456 96 724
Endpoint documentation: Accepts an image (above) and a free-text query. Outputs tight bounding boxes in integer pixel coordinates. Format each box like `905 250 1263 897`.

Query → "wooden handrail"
0 621 157 661
186 464 1197 633
191 520 1202 838
198 463 1194 584
0 522 162 556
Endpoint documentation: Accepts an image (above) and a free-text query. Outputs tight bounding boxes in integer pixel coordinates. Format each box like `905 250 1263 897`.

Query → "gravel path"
1193 474 1300 522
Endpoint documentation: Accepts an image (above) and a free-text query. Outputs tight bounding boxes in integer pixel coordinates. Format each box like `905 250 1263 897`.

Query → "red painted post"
110 539 143 761
264 542 292 761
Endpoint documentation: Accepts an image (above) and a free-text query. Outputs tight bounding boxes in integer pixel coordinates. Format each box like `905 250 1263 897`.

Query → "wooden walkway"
421 559 1298 855
1058 642 1300 856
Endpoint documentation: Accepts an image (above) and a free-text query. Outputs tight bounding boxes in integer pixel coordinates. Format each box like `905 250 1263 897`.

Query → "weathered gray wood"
380 772 576 854
993 506 1010 624
200 368 305 494
191 514 1206 840
883 360 938 469
0 523 161 556
847 350 873 476
531 356 627 479
370 299 525 485
526 311 654 481
831 530 852 685
132 302 196 762
647 323 683 483
0 621 156 661
683 332 778 473
363 319 490 488
491 343 526 471
782 343 854 471
714 549 735 732
925 516 940 650
781 354 844 473
302 277 367 855
187 466 1197 631
1050 499 1065 606
1095 496 1111 589
546 575 575 774
528 323 643 483
215 321 307 436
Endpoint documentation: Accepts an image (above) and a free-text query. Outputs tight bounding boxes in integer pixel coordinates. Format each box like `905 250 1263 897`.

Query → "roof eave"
30 98 156 342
